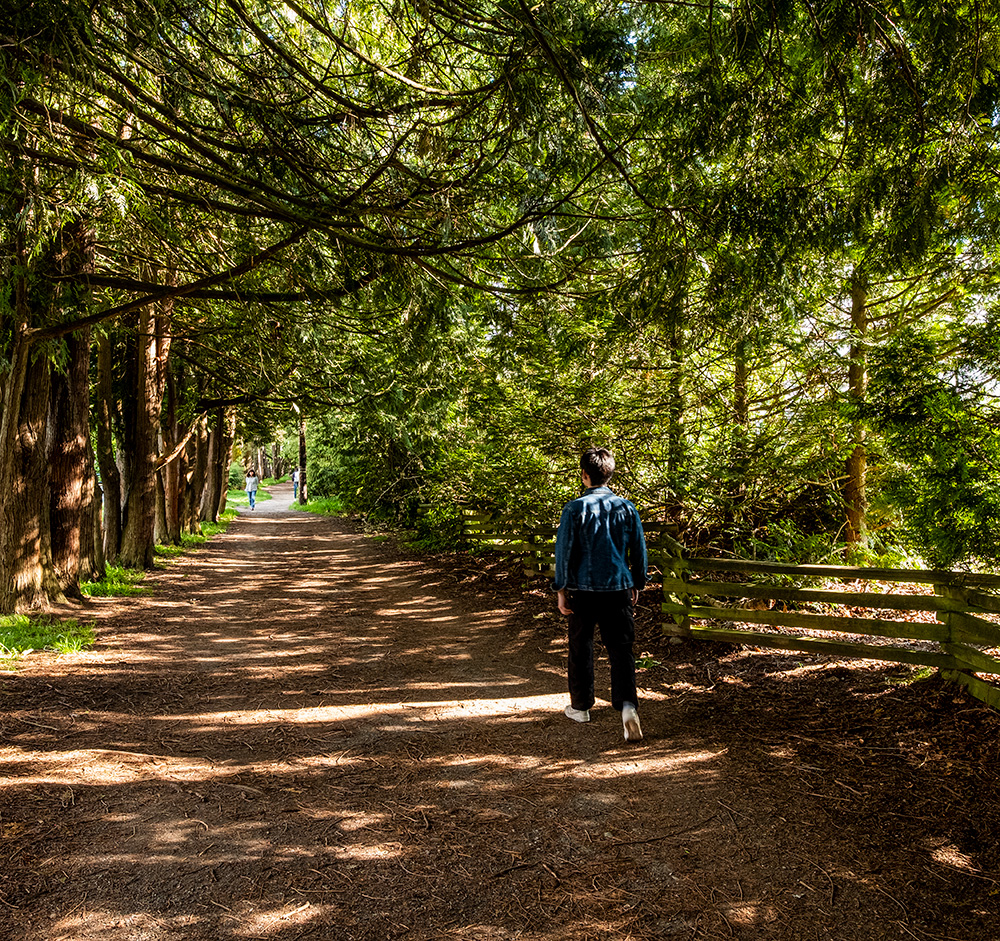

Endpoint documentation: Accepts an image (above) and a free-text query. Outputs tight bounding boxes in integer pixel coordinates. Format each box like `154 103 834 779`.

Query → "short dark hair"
581 447 615 485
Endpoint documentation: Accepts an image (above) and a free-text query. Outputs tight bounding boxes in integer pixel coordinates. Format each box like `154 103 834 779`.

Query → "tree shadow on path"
1 484 998 941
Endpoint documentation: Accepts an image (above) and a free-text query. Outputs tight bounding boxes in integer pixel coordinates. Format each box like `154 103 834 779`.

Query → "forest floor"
2 481 999 941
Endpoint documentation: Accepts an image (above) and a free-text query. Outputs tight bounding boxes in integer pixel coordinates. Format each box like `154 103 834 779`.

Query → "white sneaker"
564 704 590 723
622 704 643 742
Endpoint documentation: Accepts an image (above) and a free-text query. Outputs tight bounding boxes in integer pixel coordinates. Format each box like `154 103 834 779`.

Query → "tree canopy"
3 0 1000 611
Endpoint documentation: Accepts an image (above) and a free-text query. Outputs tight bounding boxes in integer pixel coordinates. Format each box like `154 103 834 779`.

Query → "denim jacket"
552 487 648 592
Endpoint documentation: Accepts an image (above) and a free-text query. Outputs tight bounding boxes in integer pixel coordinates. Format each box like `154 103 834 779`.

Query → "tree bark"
199 410 223 523
0 218 94 611
95 331 123 564
298 415 308 505
2 350 53 610
160 366 182 545
731 338 749 501
182 415 209 535
47 327 92 600
216 410 236 519
154 473 169 545
119 295 171 569
81 434 105 583
845 271 868 546
119 306 158 568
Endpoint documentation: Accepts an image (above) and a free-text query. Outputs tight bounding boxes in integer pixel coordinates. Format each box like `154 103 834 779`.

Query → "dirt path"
2 484 998 940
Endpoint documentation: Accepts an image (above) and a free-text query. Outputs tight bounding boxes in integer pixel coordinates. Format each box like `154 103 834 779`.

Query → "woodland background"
5 0 1000 615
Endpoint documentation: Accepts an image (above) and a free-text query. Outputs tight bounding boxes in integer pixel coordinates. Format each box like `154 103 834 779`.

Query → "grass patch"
296 496 345 515
227 488 270 507
0 615 95 670
204 507 239 535
81 564 148 597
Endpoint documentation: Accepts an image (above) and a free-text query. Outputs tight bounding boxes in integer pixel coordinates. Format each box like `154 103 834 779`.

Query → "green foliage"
11 0 1000 577
0 615 95 669
865 329 1000 568
731 518 841 566
202 508 239 536
80 565 147 597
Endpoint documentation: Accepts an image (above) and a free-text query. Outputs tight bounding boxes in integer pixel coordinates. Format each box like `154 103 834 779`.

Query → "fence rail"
459 508 1000 710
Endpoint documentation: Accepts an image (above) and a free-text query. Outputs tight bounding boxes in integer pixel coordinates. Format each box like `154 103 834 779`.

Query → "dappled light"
3 489 999 940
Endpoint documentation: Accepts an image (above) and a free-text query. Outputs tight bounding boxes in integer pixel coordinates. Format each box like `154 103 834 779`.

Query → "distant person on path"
245 468 260 510
553 447 648 742
292 468 300 499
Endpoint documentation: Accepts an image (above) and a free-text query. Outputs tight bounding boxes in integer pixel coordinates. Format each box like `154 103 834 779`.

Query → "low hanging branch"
26 227 310 344
155 418 205 470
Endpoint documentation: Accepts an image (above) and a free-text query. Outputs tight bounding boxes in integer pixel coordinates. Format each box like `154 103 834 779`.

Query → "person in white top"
245 469 260 510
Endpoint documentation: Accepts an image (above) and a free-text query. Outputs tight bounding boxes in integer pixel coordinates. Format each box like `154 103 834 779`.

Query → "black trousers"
566 589 637 712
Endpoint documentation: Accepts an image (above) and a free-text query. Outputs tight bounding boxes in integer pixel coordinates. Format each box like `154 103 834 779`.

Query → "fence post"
523 530 536 590
936 580 971 689
657 532 691 641
459 507 469 550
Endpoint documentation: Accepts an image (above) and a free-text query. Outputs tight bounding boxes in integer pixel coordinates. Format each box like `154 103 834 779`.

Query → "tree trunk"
271 441 282 478
81 436 105 584
0 324 33 612
119 296 171 569
119 306 159 568
182 415 209 535
157 364 182 545
663 296 684 528
153 473 169 545
298 416 308 505
731 338 749 500
2 350 53 610
47 327 92 600
0 154 37 611
200 410 224 522
845 271 868 547
95 331 123 564
0 218 92 611
215 410 236 519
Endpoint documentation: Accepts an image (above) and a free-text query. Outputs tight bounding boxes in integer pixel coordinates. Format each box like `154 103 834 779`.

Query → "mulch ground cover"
2 485 998 940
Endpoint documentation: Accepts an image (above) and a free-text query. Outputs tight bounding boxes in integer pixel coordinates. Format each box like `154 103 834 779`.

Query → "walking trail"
2 484 998 941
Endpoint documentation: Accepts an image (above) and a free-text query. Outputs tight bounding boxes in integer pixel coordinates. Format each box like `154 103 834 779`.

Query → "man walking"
553 448 648 742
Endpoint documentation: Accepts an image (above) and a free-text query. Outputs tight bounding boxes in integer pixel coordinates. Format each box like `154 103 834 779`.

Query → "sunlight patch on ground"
0 749 210 785
232 901 331 936
337 811 391 831
168 692 579 727
397 678 529 690
563 749 722 779
929 841 977 871
136 690 683 728
2 689 711 788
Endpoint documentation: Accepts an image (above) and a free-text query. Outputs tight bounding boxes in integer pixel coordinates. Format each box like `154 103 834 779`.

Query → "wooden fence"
459 508 1000 710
